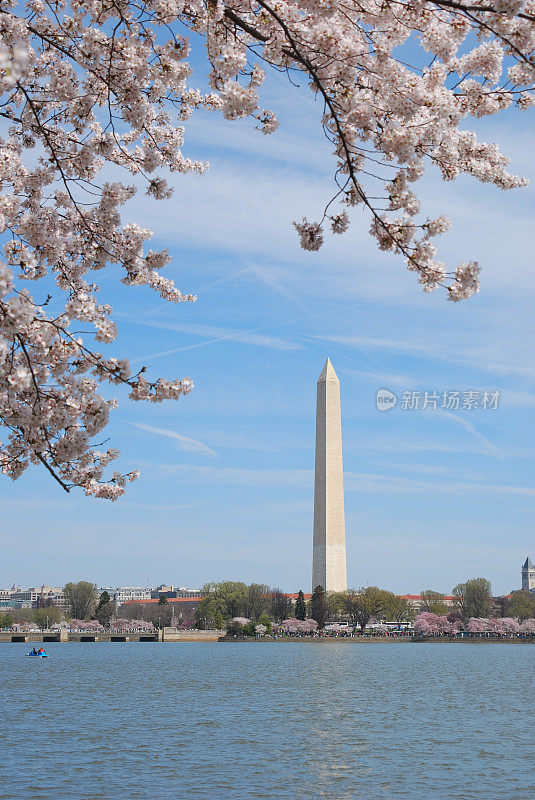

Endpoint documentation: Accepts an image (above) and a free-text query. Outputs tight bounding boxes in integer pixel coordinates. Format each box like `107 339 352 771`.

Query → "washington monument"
312 358 347 592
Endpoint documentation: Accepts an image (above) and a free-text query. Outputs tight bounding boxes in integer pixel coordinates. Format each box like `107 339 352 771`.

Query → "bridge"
0 629 224 643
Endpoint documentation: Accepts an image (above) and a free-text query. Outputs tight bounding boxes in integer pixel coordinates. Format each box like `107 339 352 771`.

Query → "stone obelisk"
312 358 347 592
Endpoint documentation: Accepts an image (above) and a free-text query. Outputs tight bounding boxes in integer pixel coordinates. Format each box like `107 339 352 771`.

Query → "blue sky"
1 46 534 596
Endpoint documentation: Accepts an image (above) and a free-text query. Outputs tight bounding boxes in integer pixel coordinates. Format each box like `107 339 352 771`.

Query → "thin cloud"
130 318 303 363
121 499 213 512
140 463 312 486
136 462 534 497
246 261 311 314
426 409 502 458
132 423 218 458
312 333 535 380
344 471 534 497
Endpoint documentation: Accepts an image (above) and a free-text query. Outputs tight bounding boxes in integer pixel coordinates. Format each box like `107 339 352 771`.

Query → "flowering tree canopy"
415 612 533 634
112 617 154 631
69 618 104 631
282 617 318 633
1 1 533 496
232 616 251 625
466 616 488 632
414 611 460 633
519 618 535 634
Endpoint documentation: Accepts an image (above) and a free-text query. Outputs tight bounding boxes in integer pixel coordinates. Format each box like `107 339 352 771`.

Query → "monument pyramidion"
312 358 348 593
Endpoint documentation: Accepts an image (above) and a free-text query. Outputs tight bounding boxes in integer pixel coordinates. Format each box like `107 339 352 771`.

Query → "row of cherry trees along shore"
1 578 535 632
193 578 535 630
414 612 535 636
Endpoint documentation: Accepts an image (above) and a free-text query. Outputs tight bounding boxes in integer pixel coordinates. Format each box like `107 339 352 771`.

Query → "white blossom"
0 0 531 496
293 219 324 251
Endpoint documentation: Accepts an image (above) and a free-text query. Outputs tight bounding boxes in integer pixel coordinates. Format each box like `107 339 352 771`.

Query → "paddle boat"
27 649 49 658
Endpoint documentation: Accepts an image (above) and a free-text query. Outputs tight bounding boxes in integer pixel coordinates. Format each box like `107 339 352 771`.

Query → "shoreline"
2 631 533 644
220 635 534 644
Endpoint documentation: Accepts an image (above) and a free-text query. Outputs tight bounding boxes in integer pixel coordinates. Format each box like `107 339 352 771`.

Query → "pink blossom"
414 612 442 634
467 617 489 633
498 617 520 634
519 619 535 635
1 0 533 495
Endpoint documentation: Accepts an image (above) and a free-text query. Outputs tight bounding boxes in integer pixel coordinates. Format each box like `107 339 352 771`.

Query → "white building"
3 585 68 610
521 557 535 593
151 585 202 599
114 587 152 604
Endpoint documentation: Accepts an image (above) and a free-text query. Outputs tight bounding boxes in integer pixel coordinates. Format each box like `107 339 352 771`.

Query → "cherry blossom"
519 619 535 634
1 0 533 495
282 617 318 633
495 616 521 634
466 617 489 633
414 612 460 634
232 616 251 625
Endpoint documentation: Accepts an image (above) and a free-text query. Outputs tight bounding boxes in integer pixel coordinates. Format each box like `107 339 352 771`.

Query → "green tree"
158 594 168 604
226 619 246 637
454 578 492 618
33 607 62 628
310 585 328 629
295 590 307 621
259 615 272 634
64 581 98 619
195 594 221 628
11 608 34 624
95 602 115 627
384 595 415 624
97 590 111 607
270 589 292 623
452 583 468 617
343 586 391 631
0 612 14 629
194 581 248 626
341 589 361 627
326 591 345 621
94 590 114 627
245 583 270 621
507 590 535 622
219 582 248 618
492 596 508 618
420 589 450 616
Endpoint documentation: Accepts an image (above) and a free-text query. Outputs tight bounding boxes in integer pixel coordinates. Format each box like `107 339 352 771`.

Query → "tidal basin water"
1 642 533 800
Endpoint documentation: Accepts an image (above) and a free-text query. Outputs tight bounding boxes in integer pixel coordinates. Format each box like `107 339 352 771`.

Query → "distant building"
521 557 535 593
40 588 68 611
400 594 455 611
150 585 201 600
98 587 118 601
3 585 68 610
114 587 152 604
9 588 40 606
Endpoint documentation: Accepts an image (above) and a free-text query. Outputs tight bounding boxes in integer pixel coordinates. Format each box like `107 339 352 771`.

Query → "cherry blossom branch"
0 0 532 496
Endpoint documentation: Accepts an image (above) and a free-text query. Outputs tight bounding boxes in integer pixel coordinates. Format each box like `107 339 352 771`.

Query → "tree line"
1 577 533 631
194 579 535 631
196 582 424 630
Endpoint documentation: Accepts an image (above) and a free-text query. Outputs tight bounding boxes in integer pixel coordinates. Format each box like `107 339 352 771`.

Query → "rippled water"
1 641 533 799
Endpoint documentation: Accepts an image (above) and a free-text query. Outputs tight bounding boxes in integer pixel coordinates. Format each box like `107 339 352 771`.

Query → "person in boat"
32 647 38 655
37 647 44 654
